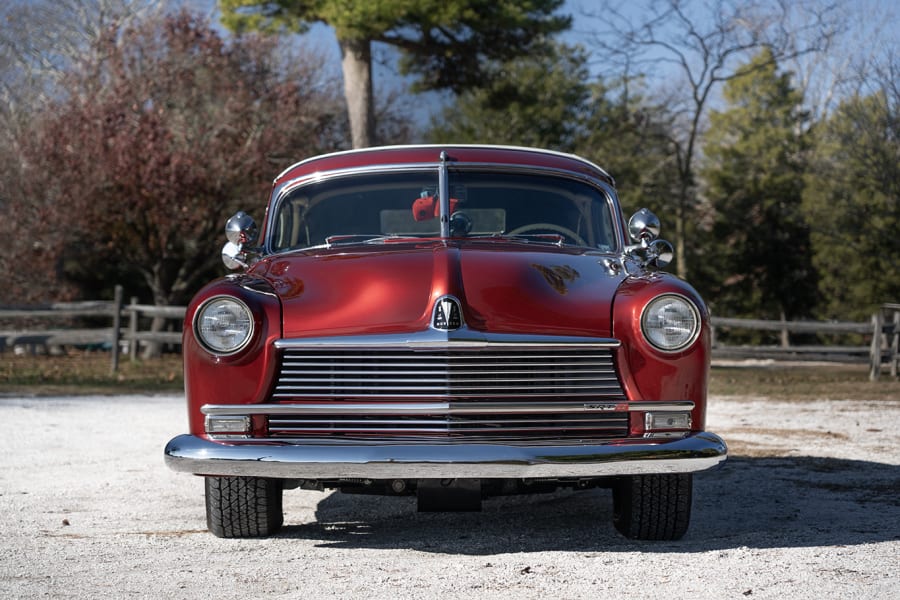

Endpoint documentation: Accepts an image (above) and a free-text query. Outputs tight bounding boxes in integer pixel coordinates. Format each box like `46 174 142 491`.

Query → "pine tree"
699 49 815 320
802 91 900 319
220 0 569 148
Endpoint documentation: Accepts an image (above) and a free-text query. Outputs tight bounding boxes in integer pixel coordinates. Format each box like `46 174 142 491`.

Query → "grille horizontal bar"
202 401 696 443
267 412 629 440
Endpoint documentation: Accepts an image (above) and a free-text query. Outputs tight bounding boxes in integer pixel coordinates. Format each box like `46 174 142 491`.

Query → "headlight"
640 294 701 352
194 296 254 355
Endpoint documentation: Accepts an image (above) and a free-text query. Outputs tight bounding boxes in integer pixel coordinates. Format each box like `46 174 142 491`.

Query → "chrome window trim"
271 144 614 183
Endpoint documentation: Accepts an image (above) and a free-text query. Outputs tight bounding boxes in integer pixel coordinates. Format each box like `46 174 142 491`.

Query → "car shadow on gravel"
277 456 900 554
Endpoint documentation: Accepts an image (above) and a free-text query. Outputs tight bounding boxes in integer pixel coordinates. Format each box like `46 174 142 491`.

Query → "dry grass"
709 362 900 402
1 351 898 399
0 351 184 395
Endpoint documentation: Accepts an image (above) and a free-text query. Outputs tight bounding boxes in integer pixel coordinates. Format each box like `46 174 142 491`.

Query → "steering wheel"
507 223 587 246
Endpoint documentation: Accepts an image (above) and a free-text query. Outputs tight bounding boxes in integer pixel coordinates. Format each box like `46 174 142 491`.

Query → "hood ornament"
432 296 463 331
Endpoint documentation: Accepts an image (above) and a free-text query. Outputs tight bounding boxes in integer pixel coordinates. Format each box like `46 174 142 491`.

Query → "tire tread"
205 476 283 538
613 473 692 541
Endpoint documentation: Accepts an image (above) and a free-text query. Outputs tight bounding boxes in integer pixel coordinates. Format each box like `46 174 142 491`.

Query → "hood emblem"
433 296 463 331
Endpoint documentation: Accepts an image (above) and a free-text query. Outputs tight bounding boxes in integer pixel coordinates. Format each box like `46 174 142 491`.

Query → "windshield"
270 170 618 252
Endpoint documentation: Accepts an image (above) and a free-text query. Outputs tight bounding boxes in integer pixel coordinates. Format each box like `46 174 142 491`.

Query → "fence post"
780 312 789 348
110 285 123 374
129 297 139 363
891 309 899 378
869 312 884 381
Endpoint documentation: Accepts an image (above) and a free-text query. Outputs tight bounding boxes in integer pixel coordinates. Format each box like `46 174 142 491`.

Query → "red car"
165 145 726 540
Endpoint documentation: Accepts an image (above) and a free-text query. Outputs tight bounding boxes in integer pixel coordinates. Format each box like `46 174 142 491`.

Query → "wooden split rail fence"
1 287 898 380
710 304 899 381
0 286 186 374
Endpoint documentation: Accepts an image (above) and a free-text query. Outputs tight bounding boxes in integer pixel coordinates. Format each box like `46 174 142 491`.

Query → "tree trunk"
674 185 688 280
674 199 688 279
143 272 173 359
339 37 375 149
141 314 166 360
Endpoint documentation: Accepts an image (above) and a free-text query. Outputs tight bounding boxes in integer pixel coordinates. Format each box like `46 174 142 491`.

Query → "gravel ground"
1 390 898 599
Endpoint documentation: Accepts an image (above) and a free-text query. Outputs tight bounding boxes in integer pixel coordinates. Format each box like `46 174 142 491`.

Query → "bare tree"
786 0 898 122
0 0 164 216
582 0 840 278
0 1 161 118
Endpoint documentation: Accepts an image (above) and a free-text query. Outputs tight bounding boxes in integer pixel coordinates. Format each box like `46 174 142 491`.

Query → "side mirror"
626 208 673 271
225 211 258 245
628 208 660 243
221 211 259 270
647 238 674 270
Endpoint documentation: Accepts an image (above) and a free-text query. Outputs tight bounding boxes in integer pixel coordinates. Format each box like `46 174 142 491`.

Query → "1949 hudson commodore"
164 145 726 540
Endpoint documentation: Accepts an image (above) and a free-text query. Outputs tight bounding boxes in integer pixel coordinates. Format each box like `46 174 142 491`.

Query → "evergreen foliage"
427 43 591 150
802 91 900 320
699 49 816 320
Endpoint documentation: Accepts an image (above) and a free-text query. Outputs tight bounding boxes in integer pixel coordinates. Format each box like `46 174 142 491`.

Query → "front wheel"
612 474 692 541
205 476 284 538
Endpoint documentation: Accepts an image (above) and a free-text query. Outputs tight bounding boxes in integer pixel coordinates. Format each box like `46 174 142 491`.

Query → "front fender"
612 274 710 431
182 275 282 436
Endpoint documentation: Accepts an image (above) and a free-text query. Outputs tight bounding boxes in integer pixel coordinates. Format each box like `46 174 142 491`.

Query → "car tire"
612 474 692 541
205 476 284 538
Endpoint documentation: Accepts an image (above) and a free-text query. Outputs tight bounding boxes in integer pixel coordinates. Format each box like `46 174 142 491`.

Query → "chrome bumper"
164 432 727 479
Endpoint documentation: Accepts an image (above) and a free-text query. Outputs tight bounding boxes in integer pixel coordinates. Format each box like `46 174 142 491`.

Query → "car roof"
272 145 615 188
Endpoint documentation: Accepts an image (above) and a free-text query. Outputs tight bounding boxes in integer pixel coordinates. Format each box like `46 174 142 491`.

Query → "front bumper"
164 432 727 480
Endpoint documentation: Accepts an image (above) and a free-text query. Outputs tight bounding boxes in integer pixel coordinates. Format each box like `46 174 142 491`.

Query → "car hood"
250 240 626 338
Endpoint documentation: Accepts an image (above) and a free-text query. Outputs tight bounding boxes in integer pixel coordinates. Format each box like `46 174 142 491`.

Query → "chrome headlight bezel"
640 293 702 353
193 295 255 356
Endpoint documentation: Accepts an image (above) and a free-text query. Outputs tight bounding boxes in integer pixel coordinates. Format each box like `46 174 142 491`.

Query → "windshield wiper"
325 234 423 247
492 232 566 246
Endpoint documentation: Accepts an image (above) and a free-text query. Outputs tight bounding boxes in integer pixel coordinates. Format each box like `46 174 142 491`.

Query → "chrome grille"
266 340 628 441
273 346 626 400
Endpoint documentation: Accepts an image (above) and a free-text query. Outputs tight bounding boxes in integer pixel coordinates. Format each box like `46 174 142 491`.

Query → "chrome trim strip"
272 144 614 183
201 401 694 416
164 431 727 479
274 329 621 349
279 363 617 371
272 392 622 400
439 151 451 237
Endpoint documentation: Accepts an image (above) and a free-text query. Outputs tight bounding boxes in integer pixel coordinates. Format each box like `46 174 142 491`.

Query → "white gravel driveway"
1 391 898 599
